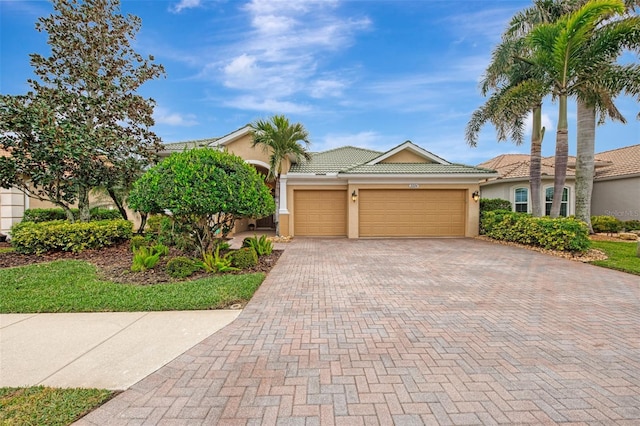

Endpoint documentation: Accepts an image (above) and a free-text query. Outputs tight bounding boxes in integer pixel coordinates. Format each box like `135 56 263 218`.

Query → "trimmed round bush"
232 247 258 269
166 256 202 279
591 215 622 234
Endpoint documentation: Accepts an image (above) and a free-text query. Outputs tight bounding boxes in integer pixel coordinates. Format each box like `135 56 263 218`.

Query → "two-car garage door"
359 189 466 237
293 188 466 237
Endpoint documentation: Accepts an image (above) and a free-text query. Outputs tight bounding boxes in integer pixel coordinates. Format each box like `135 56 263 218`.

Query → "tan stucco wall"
592 176 640 221
222 133 292 175
381 150 431 164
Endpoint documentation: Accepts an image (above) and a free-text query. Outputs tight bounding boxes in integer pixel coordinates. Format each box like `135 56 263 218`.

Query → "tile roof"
289 146 382 173
480 145 640 181
289 146 494 175
161 138 217 153
594 144 640 179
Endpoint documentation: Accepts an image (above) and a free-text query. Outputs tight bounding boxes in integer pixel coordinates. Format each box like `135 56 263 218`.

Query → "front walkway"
79 238 640 425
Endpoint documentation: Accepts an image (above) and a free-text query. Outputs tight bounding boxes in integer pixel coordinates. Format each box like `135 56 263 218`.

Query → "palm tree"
573 7 640 231
526 0 626 217
250 115 311 236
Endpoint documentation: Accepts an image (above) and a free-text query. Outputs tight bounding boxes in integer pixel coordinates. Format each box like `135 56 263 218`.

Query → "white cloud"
524 111 554 137
154 108 198 126
171 0 201 13
224 96 312 114
309 79 346 99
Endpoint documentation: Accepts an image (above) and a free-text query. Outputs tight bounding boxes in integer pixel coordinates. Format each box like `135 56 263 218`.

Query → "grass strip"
590 240 640 276
0 260 265 313
0 386 114 426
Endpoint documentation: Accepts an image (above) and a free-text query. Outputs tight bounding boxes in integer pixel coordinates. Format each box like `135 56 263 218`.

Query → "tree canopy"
128 149 275 254
0 0 164 222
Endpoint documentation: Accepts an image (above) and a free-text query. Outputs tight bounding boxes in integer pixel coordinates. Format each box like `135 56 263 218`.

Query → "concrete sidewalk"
0 310 239 390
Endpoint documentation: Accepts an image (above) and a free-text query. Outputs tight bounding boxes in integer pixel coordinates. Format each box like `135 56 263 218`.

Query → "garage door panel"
359 189 465 237
294 190 347 236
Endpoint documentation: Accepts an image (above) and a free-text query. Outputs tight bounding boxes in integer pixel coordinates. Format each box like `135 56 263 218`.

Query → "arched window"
514 188 528 213
545 187 569 217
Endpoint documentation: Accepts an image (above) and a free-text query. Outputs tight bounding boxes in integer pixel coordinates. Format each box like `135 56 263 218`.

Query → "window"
514 188 528 213
545 187 568 217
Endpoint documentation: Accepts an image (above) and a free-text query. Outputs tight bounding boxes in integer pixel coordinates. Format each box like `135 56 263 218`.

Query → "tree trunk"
77 187 91 222
107 187 129 220
530 104 544 217
550 95 569 218
575 99 595 233
136 212 148 235
274 175 281 236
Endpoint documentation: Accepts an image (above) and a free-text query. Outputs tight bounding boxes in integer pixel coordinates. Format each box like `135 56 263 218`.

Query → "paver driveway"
79 238 640 425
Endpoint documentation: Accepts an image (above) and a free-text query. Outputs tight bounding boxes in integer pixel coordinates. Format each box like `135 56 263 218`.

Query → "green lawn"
590 240 640 276
0 387 115 426
0 259 265 313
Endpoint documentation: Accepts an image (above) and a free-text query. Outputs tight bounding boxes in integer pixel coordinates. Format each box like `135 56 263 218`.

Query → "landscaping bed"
0 241 282 286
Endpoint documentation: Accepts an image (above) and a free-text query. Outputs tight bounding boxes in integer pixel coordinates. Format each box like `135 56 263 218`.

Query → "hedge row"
592 215 640 233
23 208 122 223
11 219 133 254
482 210 590 252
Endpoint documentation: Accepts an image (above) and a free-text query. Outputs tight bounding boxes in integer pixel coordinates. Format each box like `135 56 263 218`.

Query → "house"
478 144 640 222
163 126 498 238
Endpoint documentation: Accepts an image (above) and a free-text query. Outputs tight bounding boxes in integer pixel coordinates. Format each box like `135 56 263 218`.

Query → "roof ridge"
313 145 382 156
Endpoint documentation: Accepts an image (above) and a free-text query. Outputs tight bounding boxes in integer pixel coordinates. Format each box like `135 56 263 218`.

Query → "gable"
380 149 435 164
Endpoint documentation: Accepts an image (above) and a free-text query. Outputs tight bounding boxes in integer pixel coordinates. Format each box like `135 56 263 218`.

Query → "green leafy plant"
165 256 202 279
591 215 622 234
623 220 640 232
130 244 169 272
480 198 512 213
232 247 259 269
130 235 148 251
242 234 273 256
481 211 590 252
11 220 132 255
201 246 238 273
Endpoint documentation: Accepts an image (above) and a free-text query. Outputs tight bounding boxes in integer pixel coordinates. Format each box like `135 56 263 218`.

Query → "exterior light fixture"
472 190 480 202
351 190 358 202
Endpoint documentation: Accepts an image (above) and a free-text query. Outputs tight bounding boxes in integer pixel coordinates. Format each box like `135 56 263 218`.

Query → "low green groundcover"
0 386 115 426
0 260 265 313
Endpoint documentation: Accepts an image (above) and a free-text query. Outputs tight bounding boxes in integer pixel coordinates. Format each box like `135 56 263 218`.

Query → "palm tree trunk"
575 99 595 233
530 104 544 217
550 95 568 218
274 175 281 236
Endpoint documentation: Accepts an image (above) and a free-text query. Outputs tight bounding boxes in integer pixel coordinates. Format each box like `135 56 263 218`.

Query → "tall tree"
573 7 640 231
526 0 626 217
0 0 164 222
250 115 311 236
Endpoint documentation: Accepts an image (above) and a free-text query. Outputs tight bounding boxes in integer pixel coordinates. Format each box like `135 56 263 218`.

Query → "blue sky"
1 0 638 165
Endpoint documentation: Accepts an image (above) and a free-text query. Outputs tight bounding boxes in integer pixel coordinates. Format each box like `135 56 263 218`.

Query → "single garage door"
359 189 465 237
294 190 347 236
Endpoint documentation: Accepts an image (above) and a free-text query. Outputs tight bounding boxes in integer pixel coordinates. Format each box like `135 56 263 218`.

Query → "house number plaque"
408 184 419 188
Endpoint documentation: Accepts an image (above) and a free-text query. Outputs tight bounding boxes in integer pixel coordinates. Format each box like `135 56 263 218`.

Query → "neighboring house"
478 144 640 222
163 126 497 238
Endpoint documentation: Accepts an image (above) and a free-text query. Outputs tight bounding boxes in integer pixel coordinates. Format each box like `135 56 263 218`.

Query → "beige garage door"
359 189 466 237
294 190 347 236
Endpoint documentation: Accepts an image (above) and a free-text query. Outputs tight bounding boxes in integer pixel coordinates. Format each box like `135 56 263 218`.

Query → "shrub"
242 234 273 256
128 149 275 254
11 219 132 254
201 246 238 273
591 215 622 234
622 220 640 231
130 235 148 251
166 256 203 279
131 247 161 272
232 247 258 269
480 198 512 213
481 211 590 252
23 207 122 223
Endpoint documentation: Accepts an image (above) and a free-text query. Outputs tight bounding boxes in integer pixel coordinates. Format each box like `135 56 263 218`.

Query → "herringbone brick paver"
77 238 640 425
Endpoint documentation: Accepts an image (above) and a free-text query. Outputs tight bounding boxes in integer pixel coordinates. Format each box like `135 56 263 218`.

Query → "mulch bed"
0 241 282 285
